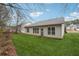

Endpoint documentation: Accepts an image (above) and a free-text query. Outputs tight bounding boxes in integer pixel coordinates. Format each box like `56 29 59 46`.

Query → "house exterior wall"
25 24 64 38
25 28 32 34
42 25 63 38
25 28 41 36
61 24 64 37
21 25 26 33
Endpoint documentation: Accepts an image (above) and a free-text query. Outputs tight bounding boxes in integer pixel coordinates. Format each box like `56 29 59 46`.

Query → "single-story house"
21 23 32 33
66 24 79 32
24 17 64 38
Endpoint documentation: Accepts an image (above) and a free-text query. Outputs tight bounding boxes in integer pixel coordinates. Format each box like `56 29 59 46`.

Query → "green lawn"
12 33 79 56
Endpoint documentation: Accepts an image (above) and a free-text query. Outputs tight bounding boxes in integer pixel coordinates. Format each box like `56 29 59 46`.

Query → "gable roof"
25 17 64 27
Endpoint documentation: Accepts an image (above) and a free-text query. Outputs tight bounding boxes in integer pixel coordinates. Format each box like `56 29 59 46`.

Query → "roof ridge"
32 17 64 25
25 17 64 27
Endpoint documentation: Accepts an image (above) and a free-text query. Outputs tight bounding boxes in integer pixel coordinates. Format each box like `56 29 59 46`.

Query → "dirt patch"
0 31 17 56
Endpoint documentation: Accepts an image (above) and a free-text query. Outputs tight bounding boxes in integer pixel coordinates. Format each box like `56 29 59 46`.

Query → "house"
5 25 21 33
21 23 32 33
24 17 64 38
66 24 79 32
76 24 79 31
66 24 76 31
5 26 16 32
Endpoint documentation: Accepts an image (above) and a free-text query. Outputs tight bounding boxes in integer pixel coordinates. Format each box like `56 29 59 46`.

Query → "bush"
0 29 6 33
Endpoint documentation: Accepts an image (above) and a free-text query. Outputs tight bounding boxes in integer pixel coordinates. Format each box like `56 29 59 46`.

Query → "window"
27 28 29 32
33 28 34 33
48 27 51 35
37 28 39 33
33 27 39 33
52 27 55 35
48 27 55 35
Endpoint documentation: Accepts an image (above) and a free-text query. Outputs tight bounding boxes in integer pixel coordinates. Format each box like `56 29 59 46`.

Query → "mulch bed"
0 31 17 56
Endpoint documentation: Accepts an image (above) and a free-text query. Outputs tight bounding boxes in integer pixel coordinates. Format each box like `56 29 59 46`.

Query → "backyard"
12 33 79 56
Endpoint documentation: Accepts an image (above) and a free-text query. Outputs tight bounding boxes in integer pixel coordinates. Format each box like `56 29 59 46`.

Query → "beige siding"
25 28 33 34
25 24 64 38
25 28 40 36
43 25 62 38
61 24 64 38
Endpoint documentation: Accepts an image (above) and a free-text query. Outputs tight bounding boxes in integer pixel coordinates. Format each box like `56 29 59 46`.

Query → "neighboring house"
5 26 16 32
4 23 32 33
6 25 22 32
75 24 79 31
24 17 64 38
66 24 79 32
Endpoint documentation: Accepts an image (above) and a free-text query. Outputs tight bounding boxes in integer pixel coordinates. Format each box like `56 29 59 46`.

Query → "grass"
12 33 79 56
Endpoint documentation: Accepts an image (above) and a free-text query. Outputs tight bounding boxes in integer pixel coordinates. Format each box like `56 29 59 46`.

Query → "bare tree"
0 4 10 30
0 3 52 31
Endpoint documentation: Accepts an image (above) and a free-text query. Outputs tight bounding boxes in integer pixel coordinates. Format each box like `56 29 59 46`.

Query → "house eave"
25 23 64 28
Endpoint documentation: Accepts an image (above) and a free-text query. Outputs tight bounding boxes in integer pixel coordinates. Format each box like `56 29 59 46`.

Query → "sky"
11 3 79 25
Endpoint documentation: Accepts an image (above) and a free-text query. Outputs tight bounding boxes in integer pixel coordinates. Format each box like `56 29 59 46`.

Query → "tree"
0 4 10 30
15 9 23 33
0 3 45 33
